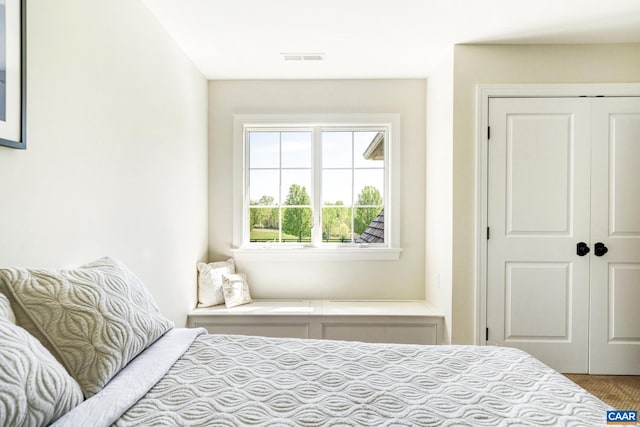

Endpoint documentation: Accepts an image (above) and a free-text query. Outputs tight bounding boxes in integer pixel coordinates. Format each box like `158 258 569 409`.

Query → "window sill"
231 246 402 262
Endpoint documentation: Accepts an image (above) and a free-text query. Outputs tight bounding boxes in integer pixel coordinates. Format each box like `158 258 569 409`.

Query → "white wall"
451 43 640 344
209 80 426 300
425 49 454 344
0 0 208 326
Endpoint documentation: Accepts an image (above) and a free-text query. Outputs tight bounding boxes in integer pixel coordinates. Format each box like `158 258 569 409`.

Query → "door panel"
505 262 570 339
609 113 640 235
609 264 640 340
487 97 591 373
589 98 640 374
506 114 573 235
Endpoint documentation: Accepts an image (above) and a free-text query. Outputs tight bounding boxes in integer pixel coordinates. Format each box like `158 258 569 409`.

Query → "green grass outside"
250 228 310 242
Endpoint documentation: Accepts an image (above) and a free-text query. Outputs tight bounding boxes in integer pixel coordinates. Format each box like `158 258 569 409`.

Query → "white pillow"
222 273 253 308
0 257 174 398
197 259 235 307
0 318 83 426
0 293 15 323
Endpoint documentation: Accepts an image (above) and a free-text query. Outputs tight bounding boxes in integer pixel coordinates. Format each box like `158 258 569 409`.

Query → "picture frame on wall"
0 0 25 149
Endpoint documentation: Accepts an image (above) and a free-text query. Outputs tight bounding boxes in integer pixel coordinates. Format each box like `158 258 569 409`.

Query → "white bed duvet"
52 329 610 426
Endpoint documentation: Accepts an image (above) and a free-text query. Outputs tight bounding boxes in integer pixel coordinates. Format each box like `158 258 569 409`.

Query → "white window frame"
232 114 401 261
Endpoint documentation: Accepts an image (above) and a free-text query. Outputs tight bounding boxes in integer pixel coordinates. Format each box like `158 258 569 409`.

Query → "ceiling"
141 0 640 79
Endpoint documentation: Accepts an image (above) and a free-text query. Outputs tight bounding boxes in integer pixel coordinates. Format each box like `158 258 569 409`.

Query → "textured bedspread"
113 334 610 426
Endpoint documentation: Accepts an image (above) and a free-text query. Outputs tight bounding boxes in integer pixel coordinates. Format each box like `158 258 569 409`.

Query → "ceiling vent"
282 53 325 61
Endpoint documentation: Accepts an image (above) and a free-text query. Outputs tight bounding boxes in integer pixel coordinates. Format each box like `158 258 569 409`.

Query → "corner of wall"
425 50 454 344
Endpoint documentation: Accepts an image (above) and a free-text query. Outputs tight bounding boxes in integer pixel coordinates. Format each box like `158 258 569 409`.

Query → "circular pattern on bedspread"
115 335 610 426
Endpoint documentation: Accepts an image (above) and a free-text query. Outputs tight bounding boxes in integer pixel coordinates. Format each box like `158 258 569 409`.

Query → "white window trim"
232 114 401 261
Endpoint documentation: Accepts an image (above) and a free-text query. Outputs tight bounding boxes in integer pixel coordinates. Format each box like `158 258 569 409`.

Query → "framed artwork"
0 0 25 149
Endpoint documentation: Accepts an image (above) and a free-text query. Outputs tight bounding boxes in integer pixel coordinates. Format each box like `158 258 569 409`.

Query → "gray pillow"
0 257 174 398
0 318 83 426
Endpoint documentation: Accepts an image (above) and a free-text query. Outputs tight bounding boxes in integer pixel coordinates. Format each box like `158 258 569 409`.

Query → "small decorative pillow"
0 318 84 427
197 259 235 307
0 293 15 323
0 257 174 398
222 273 253 308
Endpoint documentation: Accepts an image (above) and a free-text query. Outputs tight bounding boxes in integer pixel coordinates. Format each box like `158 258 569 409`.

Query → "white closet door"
589 97 640 374
487 97 592 373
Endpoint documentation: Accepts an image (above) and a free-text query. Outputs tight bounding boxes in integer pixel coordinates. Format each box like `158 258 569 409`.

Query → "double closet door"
486 97 640 374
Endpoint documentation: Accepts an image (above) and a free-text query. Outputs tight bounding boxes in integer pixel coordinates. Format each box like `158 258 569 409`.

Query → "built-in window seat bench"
188 300 444 345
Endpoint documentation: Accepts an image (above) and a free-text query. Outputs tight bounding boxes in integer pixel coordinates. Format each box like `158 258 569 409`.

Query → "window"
321 130 386 245
248 130 313 243
233 114 400 260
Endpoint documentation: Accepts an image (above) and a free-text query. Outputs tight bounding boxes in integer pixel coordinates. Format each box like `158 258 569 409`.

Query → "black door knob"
577 242 590 256
594 242 608 257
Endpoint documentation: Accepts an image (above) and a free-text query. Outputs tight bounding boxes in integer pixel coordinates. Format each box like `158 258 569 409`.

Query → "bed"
0 257 611 427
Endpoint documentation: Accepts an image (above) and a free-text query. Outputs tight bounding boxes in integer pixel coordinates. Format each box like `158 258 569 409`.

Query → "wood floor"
565 374 640 410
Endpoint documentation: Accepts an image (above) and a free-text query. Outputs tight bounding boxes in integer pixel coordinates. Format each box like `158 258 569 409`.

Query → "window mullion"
278 131 283 243
312 126 322 246
351 131 356 244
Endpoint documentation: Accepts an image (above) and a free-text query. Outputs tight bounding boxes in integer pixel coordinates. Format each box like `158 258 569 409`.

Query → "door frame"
475 83 640 345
